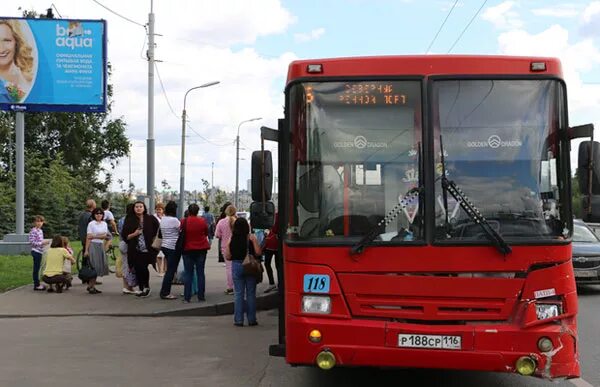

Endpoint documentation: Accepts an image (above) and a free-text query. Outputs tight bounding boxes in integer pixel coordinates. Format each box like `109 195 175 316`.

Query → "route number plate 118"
303 274 330 293
398 334 461 350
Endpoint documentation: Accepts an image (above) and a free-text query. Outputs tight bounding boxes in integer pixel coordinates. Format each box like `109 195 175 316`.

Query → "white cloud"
494 24 600 170
497 25 600 108
581 1 600 37
482 1 523 30
532 4 580 18
294 27 325 43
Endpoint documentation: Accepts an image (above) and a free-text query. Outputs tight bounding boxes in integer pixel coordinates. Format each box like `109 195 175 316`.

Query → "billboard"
0 17 106 112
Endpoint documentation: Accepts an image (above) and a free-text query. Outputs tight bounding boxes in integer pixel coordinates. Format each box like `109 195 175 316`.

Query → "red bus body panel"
281 55 578 379
283 244 579 378
287 55 563 81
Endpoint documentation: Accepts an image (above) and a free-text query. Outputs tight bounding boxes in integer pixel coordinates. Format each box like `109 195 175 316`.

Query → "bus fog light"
302 296 331 314
316 350 336 370
537 337 553 352
515 356 536 376
535 304 561 320
309 329 322 343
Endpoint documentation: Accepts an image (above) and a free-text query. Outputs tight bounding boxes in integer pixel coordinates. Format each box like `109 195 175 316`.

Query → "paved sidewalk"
0 249 279 317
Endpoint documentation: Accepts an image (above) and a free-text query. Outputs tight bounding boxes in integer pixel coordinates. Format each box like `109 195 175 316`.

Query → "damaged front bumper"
286 315 580 379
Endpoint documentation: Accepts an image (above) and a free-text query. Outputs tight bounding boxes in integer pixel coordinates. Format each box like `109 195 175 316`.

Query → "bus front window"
433 79 569 241
290 80 423 243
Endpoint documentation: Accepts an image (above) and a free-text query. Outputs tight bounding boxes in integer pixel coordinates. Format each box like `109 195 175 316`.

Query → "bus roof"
287 55 563 84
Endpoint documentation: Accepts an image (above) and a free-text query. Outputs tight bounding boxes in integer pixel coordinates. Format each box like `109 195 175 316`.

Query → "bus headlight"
302 296 331 314
535 303 561 320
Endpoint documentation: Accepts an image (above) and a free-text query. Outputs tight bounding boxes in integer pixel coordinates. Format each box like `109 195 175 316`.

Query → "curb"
0 292 279 318
0 284 30 296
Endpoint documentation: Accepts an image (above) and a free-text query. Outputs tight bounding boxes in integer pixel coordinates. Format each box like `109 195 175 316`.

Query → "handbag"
174 219 187 256
115 253 123 278
151 228 162 250
242 254 262 276
77 256 97 282
242 240 264 278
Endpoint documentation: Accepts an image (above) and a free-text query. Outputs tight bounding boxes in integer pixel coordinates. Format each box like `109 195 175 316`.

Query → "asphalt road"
1 286 598 387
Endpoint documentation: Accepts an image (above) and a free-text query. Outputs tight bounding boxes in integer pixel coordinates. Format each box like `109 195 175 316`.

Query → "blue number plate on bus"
303 274 330 293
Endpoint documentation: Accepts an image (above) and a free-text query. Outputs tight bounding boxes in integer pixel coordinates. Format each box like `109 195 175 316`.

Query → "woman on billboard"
0 19 34 103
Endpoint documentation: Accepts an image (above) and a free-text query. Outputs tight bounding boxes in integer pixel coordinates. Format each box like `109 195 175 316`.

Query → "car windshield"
433 79 568 242
289 80 423 242
573 223 599 243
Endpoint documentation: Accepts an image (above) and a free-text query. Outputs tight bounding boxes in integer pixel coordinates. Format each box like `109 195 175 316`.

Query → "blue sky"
2 0 600 193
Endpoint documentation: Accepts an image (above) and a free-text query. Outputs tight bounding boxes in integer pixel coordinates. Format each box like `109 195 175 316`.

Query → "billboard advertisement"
0 17 106 112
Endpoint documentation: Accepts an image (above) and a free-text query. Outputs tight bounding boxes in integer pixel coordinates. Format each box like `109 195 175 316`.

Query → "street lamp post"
179 81 220 218
235 117 262 208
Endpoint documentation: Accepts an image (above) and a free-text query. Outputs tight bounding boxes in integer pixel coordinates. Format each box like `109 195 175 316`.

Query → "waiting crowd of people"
28 199 280 327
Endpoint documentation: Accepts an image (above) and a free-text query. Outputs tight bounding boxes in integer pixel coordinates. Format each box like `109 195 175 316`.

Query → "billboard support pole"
147 0 156 213
15 112 25 235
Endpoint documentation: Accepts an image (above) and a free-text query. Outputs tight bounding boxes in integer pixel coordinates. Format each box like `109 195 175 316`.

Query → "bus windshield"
288 79 569 244
433 79 568 241
289 80 423 242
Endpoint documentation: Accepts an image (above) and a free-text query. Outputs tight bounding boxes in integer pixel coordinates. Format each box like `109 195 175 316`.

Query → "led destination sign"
305 81 408 106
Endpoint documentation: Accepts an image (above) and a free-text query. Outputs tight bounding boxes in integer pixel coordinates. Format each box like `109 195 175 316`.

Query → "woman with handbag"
226 217 262 327
122 201 160 298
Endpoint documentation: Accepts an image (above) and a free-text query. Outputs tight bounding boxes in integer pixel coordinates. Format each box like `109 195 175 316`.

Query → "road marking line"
570 378 595 387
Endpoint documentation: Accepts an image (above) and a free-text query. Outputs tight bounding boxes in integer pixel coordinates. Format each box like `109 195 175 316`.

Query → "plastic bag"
174 258 185 284
115 253 123 278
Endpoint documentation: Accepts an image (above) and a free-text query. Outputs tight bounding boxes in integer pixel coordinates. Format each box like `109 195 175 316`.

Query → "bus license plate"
398 334 461 350
575 270 597 278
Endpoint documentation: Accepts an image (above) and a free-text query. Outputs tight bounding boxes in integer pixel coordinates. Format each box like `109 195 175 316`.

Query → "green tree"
200 178 228 214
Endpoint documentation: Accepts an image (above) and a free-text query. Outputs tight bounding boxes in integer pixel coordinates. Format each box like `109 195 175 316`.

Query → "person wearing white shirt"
84 208 110 292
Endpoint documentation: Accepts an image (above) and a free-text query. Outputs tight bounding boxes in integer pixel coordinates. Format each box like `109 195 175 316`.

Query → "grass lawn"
0 240 119 292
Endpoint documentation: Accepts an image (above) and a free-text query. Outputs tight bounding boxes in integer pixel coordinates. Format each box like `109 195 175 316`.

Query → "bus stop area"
0 249 278 318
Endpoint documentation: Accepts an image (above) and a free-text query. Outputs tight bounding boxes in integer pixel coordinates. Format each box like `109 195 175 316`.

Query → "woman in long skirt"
84 208 109 293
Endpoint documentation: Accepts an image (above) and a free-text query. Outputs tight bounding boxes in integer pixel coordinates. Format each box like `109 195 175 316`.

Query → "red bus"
252 55 594 380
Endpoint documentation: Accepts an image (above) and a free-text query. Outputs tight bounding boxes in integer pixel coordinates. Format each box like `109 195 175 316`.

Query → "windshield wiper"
350 143 424 257
439 135 512 256
350 186 422 257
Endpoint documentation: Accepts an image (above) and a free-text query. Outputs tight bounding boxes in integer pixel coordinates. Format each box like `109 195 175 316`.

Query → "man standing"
78 199 96 254
202 206 215 245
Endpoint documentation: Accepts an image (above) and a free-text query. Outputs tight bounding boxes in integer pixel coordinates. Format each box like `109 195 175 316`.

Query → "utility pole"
211 162 214 190
128 153 132 189
147 0 156 213
178 82 219 218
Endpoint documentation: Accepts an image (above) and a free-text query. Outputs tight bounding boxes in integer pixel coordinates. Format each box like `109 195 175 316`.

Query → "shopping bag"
115 253 123 278
174 258 185 284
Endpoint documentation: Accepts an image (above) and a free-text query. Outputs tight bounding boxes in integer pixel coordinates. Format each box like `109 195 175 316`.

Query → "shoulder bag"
242 239 264 282
151 227 162 250
174 218 187 257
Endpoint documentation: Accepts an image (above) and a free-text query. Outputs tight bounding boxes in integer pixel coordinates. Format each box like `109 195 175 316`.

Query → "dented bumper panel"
286 315 580 379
